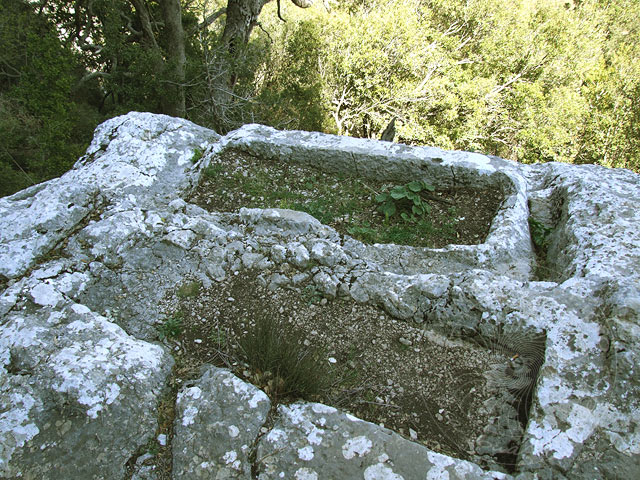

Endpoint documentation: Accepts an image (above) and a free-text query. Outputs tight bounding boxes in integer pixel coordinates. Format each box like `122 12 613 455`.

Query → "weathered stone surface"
173 366 270 479
1 112 638 479
0 112 217 280
256 402 509 479
0 268 173 479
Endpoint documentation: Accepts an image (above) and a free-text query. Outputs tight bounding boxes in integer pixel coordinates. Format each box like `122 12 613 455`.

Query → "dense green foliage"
245 0 639 171
0 0 104 196
1 0 638 197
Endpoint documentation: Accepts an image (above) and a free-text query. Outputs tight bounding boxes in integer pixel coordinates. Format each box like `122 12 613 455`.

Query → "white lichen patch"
311 404 336 415
529 403 599 461
265 428 288 444
297 446 314 461
528 419 571 459
70 303 91 315
306 427 324 446
104 383 120 405
55 272 89 297
364 463 404 480
182 386 202 401
608 429 640 456
342 435 373 459
223 374 269 408
228 425 240 438
442 151 496 174
181 405 199 427
566 403 597 444
249 390 268 409
536 373 580 408
0 317 46 352
222 450 241 470
66 319 93 333
294 467 318 480
279 404 326 446
0 391 40 475
30 282 65 307
426 451 454 480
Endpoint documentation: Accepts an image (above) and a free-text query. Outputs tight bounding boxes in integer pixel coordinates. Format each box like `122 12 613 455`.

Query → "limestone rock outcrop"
1 112 638 479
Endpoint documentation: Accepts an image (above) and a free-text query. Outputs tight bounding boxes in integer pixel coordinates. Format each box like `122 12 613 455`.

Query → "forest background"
1 0 638 197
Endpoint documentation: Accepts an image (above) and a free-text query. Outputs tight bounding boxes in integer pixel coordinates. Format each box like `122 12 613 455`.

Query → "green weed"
204 164 225 178
209 328 228 348
191 148 204 163
376 180 435 223
528 217 552 253
159 312 183 339
302 284 324 305
347 222 378 244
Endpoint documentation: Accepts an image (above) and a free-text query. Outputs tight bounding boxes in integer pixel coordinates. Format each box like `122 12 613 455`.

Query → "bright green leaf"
407 181 424 192
378 202 396 218
390 189 406 200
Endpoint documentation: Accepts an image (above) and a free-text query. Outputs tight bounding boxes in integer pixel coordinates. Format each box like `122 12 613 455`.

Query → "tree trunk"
221 0 270 52
208 0 269 130
160 0 186 117
129 0 186 118
210 0 315 131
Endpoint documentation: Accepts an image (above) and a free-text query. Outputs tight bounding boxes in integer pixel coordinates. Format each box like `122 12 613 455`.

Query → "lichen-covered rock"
256 402 510 480
0 112 217 280
0 182 102 279
0 273 173 479
1 112 638 479
173 366 271 479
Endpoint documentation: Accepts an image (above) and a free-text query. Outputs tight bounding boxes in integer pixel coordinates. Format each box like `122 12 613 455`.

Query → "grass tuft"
177 281 201 298
191 148 204 163
239 314 331 401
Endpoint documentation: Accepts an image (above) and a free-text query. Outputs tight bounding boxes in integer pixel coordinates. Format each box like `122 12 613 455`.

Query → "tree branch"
120 11 142 37
78 71 112 85
192 7 226 34
0 60 22 78
277 0 286 22
129 0 160 50
486 54 549 98
256 22 274 43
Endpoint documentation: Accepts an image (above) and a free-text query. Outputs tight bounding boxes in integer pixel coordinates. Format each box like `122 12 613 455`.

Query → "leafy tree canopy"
1 0 638 197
